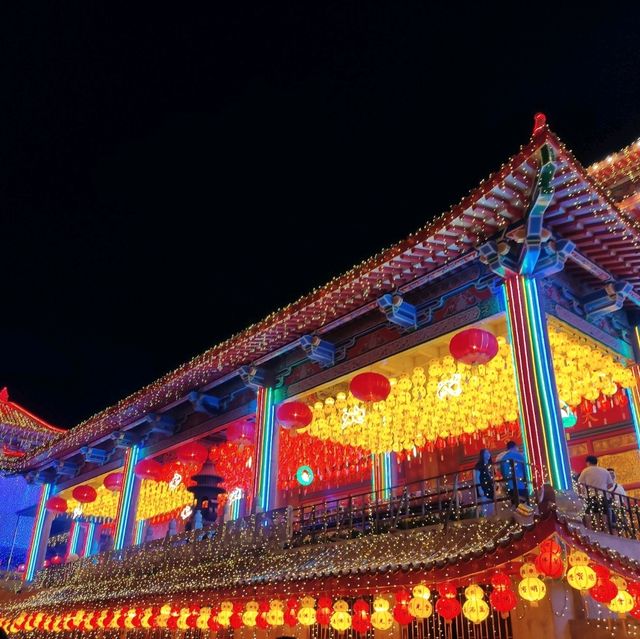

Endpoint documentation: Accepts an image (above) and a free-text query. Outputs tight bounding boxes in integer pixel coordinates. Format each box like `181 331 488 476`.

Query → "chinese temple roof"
10 117 640 474
0 388 62 464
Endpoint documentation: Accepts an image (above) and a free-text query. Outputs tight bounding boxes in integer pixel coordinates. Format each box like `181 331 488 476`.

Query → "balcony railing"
575 482 640 541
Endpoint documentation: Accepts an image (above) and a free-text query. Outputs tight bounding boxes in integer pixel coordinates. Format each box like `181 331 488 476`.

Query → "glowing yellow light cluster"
549 328 634 405
303 328 633 453
64 480 193 522
135 480 193 522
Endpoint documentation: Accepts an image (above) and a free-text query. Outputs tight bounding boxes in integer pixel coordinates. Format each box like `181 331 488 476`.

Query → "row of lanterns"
276 327 634 454
7 539 639 635
45 443 210 519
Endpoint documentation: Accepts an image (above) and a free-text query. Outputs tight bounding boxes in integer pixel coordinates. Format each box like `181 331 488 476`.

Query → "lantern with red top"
134 458 163 481
276 402 313 430
316 597 332 626
449 328 499 365
103 473 123 491
350 372 391 403
436 583 461 622
72 485 97 504
45 496 68 513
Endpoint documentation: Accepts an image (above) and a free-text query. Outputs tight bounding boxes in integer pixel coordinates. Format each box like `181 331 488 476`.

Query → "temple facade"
2 115 640 638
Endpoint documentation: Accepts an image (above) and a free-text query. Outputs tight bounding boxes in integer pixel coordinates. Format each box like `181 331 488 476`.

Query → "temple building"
2 114 640 638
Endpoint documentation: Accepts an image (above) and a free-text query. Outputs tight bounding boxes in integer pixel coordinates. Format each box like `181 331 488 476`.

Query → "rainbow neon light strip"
503 276 571 490
24 483 52 581
66 521 81 558
371 452 392 500
113 445 141 550
134 520 145 546
82 522 96 557
254 387 276 512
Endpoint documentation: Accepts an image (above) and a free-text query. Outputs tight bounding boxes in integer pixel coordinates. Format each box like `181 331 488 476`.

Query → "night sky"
4 5 640 427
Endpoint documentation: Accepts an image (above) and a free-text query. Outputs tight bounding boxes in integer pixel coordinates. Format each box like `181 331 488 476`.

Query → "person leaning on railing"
577 455 613 528
498 441 528 504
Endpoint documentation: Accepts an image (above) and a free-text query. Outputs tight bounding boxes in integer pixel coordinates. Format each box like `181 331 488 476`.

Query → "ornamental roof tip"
8 118 640 473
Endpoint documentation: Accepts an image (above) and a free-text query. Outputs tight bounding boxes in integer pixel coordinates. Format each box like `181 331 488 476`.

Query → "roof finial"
0 387 9 403
532 112 547 136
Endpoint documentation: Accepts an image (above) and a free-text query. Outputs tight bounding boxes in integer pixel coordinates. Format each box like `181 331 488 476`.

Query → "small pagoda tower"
188 459 225 522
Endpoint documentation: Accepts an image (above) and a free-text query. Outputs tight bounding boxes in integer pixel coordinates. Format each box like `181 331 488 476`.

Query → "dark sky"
3 4 640 427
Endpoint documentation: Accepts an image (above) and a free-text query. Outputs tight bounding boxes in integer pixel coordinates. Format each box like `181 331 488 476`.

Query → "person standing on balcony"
578 456 613 529
474 449 495 517
499 441 527 504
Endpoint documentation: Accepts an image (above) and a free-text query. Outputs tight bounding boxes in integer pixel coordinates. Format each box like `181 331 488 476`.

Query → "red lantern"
349 372 391 403
353 600 370 613
255 613 269 630
590 579 618 604
436 598 461 621
396 588 411 605
539 539 561 555
592 564 610 580
449 328 499 365
535 551 564 578
489 589 517 617
393 604 413 625
50 555 63 565
490 572 512 590
134 458 162 481
72 485 97 503
103 473 123 491
176 442 209 465
230 613 243 629
208 616 221 631
46 496 68 513
276 402 313 430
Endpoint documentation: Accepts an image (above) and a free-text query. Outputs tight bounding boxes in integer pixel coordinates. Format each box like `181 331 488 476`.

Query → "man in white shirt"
607 468 627 497
577 456 613 490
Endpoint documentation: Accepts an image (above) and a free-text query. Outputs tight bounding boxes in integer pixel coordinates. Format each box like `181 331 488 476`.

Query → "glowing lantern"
463 598 489 624
350 372 391 402
436 598 461 621
352 600 371 632
608 590 635 616
277 402 313 430
217 601 233 627
393 592 413 626
371 598 394 630
535 550 564 578
330 600 352 631
72 485 97 503
45 496 67 513
490 590 517 618
518 577 546 606
196 608 211 631
449 328 498 365
242 602 259 628
284 598 298 627
266 600 284 627
134 458 162 481
568 550 590 567
408 585 433 619
317 596 332 626
567 565 597 593
297 597 317 626
103 473 123 491
590 579 618 604
176 442 208 465
50 554 63 565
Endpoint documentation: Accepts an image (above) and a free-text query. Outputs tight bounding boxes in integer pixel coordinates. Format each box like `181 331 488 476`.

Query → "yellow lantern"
464 584 485 601
462 599 490 624
124 608 137 630
95 610 108 629
217 601 233 627
177 607 190 631
371 598 394 630
568 551 590 567
518 577 546 606
196 607 211 630
242 601 259 627
297 596 317 626
408 584 432 619
519 561 539 579
608 590 635 616
140 608 154 630
566 565 597 593
330 600 352 631
266 599 285 627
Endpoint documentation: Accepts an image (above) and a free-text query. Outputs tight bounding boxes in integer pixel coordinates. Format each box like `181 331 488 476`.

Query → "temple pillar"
81 521 97 557
66 520 81 558
24 483 55 581
113 446 142 550
503 275 572 490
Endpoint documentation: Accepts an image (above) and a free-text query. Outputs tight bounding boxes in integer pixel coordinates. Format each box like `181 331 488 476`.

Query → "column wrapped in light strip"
627 325 640 448
503 276 571 490
66 521 81 559
253 387 278 513
113 445 141 550
24 483 52 582
371 452 392 501
82 522 96 557
134 520 145 546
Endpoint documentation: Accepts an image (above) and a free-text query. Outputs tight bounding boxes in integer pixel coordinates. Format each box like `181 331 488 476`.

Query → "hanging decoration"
276 402 313 430
103 473 123 492
435 583 461 622
209 441 254 515
291 327 633 454
45 496 67 513
176 443 209 466
134 459 162 481
462 584 490 624
518 562 546 606
449 328 499 365
71 486 97 504
534 539 565 578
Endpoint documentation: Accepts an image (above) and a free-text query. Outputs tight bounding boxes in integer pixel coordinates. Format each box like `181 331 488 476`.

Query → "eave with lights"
2 115 640 637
